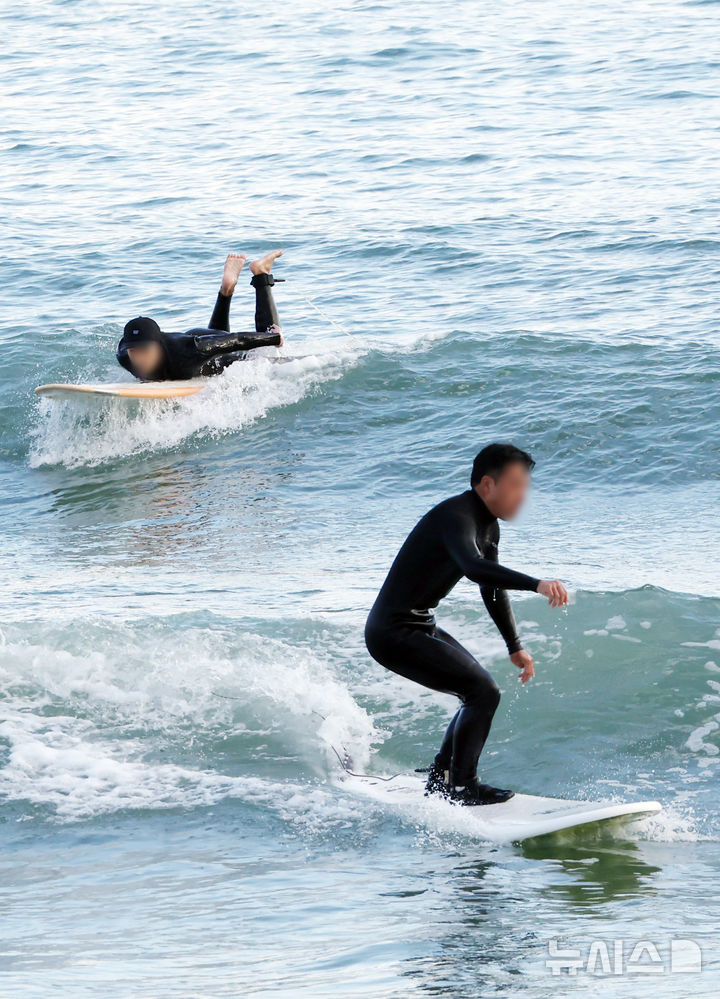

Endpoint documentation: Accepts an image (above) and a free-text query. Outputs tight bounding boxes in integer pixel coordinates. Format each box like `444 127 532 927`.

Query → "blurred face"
127 342 164 378
477 462 531 521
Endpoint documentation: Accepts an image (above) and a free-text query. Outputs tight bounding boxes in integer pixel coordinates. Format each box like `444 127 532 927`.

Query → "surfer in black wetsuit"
365 443 569 806
116 250 285 381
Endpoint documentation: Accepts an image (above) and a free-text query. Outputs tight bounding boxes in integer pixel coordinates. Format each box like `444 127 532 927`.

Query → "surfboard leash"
329 744 405 782
209 701 404 782
285 283 355 339
308 708 404 781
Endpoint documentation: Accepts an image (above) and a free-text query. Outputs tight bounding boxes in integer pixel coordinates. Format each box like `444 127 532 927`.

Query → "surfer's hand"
510 649 534 684
537 579 569 608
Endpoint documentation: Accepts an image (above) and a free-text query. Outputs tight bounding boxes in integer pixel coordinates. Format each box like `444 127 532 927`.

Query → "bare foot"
250 249 283 276
270 323 284 347
220 253 247 296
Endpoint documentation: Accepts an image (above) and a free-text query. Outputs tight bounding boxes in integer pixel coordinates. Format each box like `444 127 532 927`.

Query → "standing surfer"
365 443 568 805
116 250 285 381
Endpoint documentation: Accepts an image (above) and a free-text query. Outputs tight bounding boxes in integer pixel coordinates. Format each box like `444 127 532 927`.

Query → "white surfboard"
339 770 661 843
35 381 206 400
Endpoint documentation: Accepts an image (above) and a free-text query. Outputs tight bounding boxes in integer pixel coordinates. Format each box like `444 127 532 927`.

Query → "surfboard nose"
35 381 206 400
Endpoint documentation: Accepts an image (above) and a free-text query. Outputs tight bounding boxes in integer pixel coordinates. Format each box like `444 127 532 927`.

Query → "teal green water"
2 1 720 996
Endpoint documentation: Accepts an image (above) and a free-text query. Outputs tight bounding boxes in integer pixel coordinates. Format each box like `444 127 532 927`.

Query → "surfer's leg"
251 275 281 332
432 627 501 786
449 678 500 786
250 251 283 332
431 627 484 774
365 623 500 785
208 253 247 331
208 293 232 332
435 709 461 772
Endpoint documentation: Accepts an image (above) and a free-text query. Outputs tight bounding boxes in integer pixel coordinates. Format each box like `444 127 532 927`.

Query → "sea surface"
1 1 720 996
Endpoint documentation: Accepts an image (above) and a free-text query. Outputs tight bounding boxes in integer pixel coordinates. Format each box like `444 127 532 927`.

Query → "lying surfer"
365 443 569 806
116 250 284 381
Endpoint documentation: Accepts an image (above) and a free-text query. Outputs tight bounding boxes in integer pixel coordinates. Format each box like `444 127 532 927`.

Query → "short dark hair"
470 443 535 486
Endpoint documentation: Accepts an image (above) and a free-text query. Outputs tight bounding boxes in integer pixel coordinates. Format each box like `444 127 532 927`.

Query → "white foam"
0 623 379 822
686 720 719 755
0 710 367 829
632 802 703 844
605 615 627 631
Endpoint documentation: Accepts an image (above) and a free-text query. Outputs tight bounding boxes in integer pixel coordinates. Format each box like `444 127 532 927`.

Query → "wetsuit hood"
121 316 164 347
117 316 169 380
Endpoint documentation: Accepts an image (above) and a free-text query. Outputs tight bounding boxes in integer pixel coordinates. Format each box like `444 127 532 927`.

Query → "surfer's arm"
116 343 132 374
192 328 282 357
441 511 540 594
480 543 524 653
115 342 154 380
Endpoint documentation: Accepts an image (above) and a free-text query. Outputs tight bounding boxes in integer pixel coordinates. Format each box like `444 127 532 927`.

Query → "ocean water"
2 0 720 995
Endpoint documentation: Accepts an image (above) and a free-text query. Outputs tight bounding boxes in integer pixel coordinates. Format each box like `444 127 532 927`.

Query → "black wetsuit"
117 274 282 381
365 490 540 786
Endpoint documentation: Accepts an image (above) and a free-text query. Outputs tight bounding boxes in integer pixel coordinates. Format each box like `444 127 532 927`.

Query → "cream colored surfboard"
35 381 206 400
